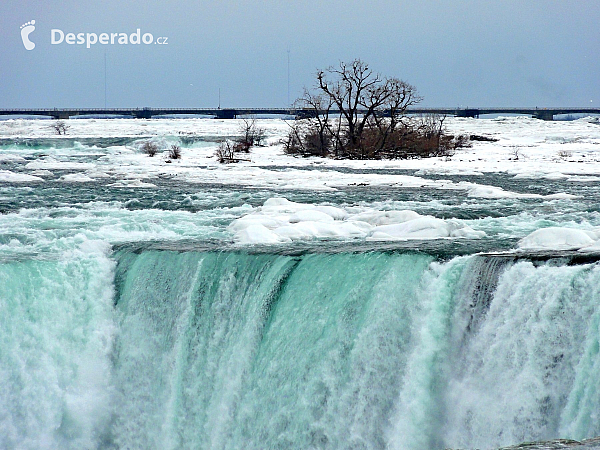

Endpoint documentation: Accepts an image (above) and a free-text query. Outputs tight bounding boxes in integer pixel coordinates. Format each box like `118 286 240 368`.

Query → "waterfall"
2 248 600 449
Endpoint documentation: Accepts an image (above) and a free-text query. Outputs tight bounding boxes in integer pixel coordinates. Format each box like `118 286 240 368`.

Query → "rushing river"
2 118 600 449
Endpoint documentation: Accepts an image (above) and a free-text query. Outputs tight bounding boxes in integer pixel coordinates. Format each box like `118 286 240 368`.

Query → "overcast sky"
1 0 598 109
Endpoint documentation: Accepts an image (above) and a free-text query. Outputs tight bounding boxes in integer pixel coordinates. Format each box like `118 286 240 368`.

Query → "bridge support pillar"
215 109 236 119
295 109 318 119
52 112 70 120
533 110 554 121
134 109 153 119
456 109 479 118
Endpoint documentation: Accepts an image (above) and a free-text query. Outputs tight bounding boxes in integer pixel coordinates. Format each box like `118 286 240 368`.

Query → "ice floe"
0 170 43 182
59 173 95 182
518 227 600 251
229 197 486 244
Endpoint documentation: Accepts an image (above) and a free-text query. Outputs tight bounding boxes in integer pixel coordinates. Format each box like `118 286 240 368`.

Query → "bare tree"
51 120 70 135
315 59 421 157
236 117 266 152
215 141 236 163
287 59 467 159
214 140 252 164
291 89 335 156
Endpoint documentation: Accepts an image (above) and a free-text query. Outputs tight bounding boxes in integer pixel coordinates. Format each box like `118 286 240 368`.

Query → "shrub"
214 140 253 164
215 141 236 163
557 150 572 159
284 114 469 160
51 120 70 135
168 144 182 159
141 141 158 157
235 117 266 152
510 146 521 160
282 121 332 157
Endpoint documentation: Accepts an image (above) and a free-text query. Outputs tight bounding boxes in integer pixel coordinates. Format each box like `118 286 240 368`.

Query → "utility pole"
287 48 290 107
104 53 107 108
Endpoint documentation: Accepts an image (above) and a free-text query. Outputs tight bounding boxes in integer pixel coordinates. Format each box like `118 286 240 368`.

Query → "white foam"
25 158 95 171
108 180 156 188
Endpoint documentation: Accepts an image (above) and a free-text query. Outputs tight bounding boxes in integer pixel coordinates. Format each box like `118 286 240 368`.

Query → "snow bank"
229 197 485 244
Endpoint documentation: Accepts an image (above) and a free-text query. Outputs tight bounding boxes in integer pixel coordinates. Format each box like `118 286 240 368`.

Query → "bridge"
0 107 598 121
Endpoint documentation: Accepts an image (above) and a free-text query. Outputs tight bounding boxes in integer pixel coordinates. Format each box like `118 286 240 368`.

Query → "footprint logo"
20 20 36 50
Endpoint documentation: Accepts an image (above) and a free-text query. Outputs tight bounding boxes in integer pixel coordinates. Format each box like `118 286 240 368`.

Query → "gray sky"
1 0 598 108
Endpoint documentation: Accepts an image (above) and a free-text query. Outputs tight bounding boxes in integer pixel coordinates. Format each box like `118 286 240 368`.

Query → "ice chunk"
0 154 26 162
313 205 349 220
518 227 596 251
369 217 485 240
0 170 43 182
544 193 577 200
59 173 95 182
229 197 485 244
227 215 288 232
371 217 450 239
235 224 289 244
352 210 421 225
289 210 335 223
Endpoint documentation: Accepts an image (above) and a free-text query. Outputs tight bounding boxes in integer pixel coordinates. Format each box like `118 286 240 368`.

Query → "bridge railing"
0 107 599 120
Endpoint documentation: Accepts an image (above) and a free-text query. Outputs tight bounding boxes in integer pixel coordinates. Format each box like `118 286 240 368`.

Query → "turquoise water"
2 249 600 449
